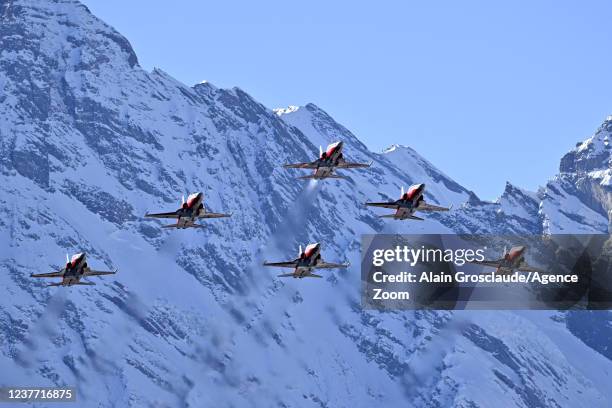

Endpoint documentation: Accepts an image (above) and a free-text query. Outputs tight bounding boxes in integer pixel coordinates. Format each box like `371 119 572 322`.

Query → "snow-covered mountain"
0 0 611 407
541 118 612 234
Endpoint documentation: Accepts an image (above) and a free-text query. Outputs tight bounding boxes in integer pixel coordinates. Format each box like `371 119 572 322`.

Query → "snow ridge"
0 1 611 407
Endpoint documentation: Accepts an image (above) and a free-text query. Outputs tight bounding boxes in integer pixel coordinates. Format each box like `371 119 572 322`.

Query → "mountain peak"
382 143 417 155
559 117 611 174
1 0 139 70
382 144 400 153
496 181 540 215
273 105 301 116
501 181 537 200
274 102 369 152
273 103 330 118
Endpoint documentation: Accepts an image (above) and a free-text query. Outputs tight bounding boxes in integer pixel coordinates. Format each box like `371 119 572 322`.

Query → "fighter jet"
365 183 450 220
31 252 116 287
145 192 231 229
283 141 371 180
470 246 545 275
263 243 349 278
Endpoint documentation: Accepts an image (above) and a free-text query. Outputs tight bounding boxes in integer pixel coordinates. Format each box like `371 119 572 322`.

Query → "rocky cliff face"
0 1 611 407
545 117 612 233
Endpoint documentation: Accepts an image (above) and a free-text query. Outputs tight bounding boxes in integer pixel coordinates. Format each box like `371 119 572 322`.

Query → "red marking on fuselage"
324 142 342 159
303 244 318 258
506 247 524 261
406 184 423 201
70 253 84 268
186 193 202 209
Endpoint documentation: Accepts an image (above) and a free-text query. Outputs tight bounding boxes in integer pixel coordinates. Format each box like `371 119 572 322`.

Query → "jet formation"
35 140 458 287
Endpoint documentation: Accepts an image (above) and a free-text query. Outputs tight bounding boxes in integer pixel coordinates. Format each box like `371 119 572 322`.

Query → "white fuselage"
60 253 88 286
293 244 322 277
311 142 344 179
394 184 425 219
175 193 204 228
495 246 526 274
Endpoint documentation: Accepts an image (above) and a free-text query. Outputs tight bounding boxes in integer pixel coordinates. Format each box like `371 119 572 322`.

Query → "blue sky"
82 0 612 199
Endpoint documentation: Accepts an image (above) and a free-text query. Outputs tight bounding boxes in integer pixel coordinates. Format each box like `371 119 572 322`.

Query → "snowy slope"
541 118 612 234
0 1 611 407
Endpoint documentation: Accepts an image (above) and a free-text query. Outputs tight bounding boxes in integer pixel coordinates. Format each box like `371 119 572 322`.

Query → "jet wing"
417 202 450 212
264 261 298 268
317 261 349 269
382 213 424 220
199 212 231 219
298 174 346 180
470 260 503 268
516 263 546 273
278 272 323 278
145 211 179 219
31 271 64 278
283 162 319 169
336 161 372 169
365 202 399 209
84 269 117 277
